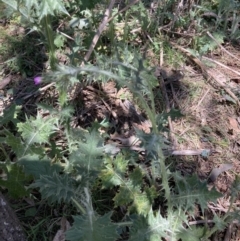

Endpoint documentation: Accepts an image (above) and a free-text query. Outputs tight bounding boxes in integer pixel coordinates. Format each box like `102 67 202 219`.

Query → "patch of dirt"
165 44 240 240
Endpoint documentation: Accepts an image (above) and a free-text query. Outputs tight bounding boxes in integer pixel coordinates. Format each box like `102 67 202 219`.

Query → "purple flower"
34 76 42 85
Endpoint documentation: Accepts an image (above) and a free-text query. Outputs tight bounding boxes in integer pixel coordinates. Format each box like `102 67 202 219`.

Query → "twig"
189 219 239 226
189 219 214 225
23 83 55 100
82 0 116 64
82 0 140 65
57 30 74 41
193 88 210 111
206 31 240 62
107 0 140 23
171 149 210 156
202 56 240 77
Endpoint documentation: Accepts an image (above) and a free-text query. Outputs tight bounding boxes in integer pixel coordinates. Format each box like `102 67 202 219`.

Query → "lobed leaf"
66 212 119 241
172 173 222 212
17 113 58 146
30 172 76 203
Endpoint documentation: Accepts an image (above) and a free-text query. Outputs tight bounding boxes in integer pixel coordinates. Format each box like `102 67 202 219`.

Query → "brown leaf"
228 117 240 134
0 76 11 89
208 163 233 183
52 217 71 241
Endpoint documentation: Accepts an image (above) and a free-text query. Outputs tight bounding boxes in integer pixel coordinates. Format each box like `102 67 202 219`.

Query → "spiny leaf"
172 173 222 212
69 129 105 176
12 0 69 20
100 154 128 188
113 168 152 215
176 226 207 241
5 131 25 157
0 103 21 125
30 172 76 203
18 154 62 179
66 212 119 241
0 163 31 198
212 214 227 231
136 131 165 156
129 209 172 241
38 0 69 19
5 131 45 158
17 113 58 145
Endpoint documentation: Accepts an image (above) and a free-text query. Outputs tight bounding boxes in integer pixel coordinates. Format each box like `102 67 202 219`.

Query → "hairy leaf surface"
30 172 76 203
172 173 222 212
129 209 177 241
17 114 57 144
66 212 119 241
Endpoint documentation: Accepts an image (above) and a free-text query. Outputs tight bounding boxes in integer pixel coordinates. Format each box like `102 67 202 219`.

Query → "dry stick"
171 149 210 156
107 0 140 24
170 42 240 107
23 82 56 100
193 88 210 111
82 0 116 64
83 0 140 65
206 31 240 62
203 55 240 77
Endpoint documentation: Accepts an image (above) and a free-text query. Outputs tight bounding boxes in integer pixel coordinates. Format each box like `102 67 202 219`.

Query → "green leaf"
172 173 222 212
176 226 206 241
54 34 66 48
0 163 30 198
17 113 57 146
4 130 45 158
135 131 168 175
100 154 128 188
69 129 105 176
66 212 119 241
113 168 152 215
231 175 240 197
129 209 172 241
0 103 21 125
30 172 76 203
18 154 62 179
212 214 227 231
38 0 69 19
5 131 25 157
25 207 37 217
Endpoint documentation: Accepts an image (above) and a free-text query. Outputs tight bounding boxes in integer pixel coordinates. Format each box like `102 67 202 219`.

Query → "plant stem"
41 15 57 70
71 197 86 214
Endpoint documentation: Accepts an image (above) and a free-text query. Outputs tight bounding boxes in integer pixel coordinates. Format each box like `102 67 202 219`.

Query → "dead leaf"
228 117 240 135
208 163 233 183
0 76 11 89
52 217 71 241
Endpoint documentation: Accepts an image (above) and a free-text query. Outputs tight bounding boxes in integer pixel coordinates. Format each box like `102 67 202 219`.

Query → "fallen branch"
83 0 140 65
82 0 116 64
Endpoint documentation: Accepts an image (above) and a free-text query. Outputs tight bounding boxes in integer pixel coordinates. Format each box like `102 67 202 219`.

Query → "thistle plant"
1 1 240 240
1 0 69 69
